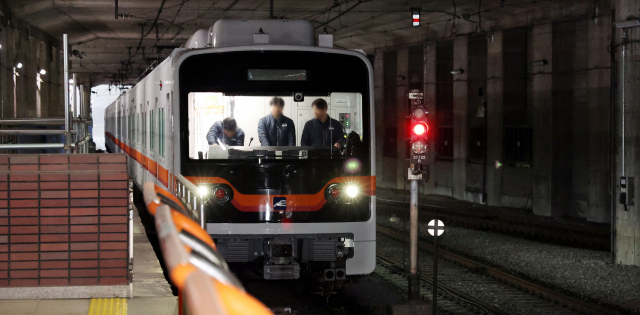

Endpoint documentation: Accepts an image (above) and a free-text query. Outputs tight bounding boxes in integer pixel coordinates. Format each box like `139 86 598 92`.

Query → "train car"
104 19 375 290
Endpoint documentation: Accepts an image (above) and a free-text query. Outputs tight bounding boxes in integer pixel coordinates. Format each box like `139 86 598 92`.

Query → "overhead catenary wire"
333 0 590 41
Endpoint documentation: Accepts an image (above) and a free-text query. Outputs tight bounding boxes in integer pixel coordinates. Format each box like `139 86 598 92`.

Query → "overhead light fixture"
39 69 47 75
15 62 22 69
614 18 640 29
411 7 421 26
450 69 464 75
531 59 548 66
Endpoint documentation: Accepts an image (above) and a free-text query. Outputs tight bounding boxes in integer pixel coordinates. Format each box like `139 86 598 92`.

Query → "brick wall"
0 154 129 287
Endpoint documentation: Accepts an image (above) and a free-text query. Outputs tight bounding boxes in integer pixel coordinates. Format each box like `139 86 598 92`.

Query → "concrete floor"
0 206 177 315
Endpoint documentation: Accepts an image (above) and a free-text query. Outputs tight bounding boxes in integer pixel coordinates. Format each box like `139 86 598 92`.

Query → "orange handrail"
142 182 272 315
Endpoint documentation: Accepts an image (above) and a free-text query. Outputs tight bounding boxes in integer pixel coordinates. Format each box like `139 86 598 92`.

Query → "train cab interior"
187 91 364 160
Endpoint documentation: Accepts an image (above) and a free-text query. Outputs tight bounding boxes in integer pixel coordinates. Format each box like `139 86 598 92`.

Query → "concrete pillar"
486 31 504 206
396 47 409 189
586 16 612 223
374 49 385 182
452 36 468 200
614 0 640 265
425 42 437 194
531 24 554 217
25 37 37 118
2 28 15 118
50 45 64 118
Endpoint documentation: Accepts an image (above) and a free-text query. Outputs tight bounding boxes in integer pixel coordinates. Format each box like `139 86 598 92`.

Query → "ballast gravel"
377 213 640 314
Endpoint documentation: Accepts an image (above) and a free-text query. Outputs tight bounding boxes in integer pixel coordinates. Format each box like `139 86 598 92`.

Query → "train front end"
175 20 375 286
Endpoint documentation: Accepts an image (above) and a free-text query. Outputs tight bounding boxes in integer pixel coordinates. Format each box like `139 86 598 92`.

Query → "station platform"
0 205 176 315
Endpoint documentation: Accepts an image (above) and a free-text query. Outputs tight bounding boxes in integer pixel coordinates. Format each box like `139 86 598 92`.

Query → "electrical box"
620 176 634 207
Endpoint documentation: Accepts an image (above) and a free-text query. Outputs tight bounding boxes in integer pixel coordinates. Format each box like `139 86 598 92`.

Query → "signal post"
407 90 428 300
390 93 432 315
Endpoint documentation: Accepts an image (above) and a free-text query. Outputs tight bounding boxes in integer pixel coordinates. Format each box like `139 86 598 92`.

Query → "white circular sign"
428 219 444 236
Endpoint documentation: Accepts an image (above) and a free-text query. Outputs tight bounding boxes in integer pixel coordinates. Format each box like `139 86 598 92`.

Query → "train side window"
160 107 164 158
150 109 154 152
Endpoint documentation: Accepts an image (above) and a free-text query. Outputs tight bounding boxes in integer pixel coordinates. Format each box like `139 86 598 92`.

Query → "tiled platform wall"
0 154 130 287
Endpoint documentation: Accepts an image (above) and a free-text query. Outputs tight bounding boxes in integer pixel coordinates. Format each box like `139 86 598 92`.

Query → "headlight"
197 186 209 197
345 185 359 198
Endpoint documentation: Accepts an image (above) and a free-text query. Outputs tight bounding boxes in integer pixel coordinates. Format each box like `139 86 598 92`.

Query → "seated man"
300 98 345 148
206 117 245 146
257 97 296 146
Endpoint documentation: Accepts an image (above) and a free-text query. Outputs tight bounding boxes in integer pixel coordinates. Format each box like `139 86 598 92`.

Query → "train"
104 19 375 290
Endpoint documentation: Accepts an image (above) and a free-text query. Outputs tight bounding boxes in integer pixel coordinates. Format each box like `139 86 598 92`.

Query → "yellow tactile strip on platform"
88 298 128 315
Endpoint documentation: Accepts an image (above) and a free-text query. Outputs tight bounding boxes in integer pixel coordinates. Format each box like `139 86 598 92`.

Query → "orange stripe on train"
185 176 375 212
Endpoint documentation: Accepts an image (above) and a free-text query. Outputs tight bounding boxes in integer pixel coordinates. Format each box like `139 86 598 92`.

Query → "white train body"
105 20 376 280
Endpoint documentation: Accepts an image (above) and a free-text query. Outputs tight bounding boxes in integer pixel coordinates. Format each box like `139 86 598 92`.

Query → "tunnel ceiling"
4 0 593 86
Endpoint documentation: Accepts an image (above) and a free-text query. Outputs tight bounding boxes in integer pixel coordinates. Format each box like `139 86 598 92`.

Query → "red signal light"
413 122 427 136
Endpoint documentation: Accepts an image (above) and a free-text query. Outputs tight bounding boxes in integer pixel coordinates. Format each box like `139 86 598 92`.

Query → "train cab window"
187 92 364 160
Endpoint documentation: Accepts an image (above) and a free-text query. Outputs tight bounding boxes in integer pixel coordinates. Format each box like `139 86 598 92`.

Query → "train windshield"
187 92 364 160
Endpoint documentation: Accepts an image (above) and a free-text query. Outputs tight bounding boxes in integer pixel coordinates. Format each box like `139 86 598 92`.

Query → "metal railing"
0 34 91 153
142 182 272 315
175 174 206 228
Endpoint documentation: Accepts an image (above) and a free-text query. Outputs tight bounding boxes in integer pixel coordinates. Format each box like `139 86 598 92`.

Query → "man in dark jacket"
300 98 345 148
257 97 296 146
206 117 245 146
258 97 296 147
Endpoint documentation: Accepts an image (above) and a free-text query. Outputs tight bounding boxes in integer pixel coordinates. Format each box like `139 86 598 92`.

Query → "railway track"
377 225 617 315
377 198 610 250
375 254 510 315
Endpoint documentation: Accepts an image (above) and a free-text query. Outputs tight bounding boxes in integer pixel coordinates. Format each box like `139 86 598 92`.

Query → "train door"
156 93 168 189
149 97 157 186
141 101 148 187
168 91 174 190
128 97 134 182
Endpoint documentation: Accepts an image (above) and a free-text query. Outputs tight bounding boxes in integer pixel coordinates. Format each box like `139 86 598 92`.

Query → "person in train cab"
257 97 296 146
206 117 245 146
300 98 345 149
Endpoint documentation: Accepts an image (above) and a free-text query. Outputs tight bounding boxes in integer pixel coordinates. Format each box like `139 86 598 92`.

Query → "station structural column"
614 0 640 266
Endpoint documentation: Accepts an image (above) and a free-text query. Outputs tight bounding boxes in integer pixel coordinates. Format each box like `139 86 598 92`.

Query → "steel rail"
377 225 613 315
376 253 510 315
